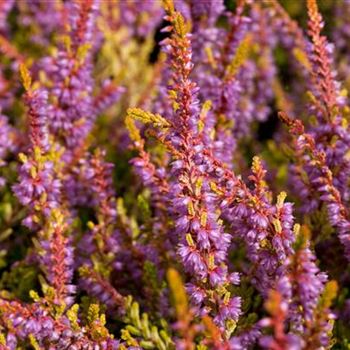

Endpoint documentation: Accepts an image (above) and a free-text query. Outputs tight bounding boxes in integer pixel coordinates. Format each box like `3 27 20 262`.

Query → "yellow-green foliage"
122 296 174 350
127 108 170 129
225 35 252 80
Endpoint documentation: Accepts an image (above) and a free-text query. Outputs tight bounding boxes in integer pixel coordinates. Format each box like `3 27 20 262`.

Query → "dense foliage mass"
0 0 350 348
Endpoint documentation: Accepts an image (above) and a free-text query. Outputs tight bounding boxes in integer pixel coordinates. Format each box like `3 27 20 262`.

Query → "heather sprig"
128 1 243 337
280 111 350 260
307 0 340 122
80 148 120 274
39 0 123 153
39 4 96 151
259 225 332 349
13 64 62 229
302 0 350 211
36 208 75 309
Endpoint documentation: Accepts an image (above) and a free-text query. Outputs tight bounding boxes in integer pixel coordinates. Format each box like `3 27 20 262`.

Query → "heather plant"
1 0 350 349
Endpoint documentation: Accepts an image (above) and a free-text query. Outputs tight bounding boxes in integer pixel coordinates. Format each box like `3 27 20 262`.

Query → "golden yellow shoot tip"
167 267 188 319
19 63 32 91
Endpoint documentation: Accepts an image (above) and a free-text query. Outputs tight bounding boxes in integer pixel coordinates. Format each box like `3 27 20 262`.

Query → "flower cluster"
1 0 350 349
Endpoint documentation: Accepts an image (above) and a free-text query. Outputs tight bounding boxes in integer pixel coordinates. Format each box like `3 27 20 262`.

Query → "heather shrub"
0 0 350 349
